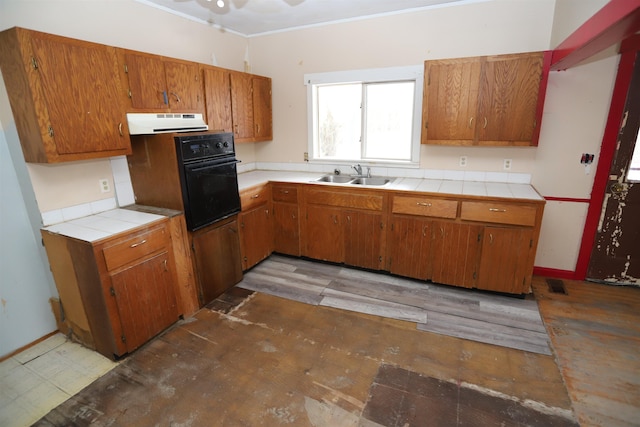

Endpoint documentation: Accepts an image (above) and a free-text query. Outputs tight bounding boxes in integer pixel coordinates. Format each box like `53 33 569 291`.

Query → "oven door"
181 157 241 231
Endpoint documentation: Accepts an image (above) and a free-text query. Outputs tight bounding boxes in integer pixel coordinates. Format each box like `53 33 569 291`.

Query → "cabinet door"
164 60 204 112
192 220 243 305
230 72 254 141
252 76 272 141
388 216 432 280
431 221 482 288
422 58 481 145
239 205 273 270
203 67 233 133
29 33 129 156
476 53 543 145
304 205 344 263
273 202 300 256
344 210 384 270
476 226 533 294
109 251 178 354
123 51 168 110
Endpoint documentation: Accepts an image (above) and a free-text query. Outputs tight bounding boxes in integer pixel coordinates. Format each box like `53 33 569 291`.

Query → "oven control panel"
176 132 235 162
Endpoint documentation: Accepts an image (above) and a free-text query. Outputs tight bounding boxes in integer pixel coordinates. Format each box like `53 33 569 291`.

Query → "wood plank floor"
239 255 551 355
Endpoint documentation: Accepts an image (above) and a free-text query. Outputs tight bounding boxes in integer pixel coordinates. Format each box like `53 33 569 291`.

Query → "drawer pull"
251 194 260 199
129 239 147 248
281 190 289 194
416 202 432 207
489 208 507 213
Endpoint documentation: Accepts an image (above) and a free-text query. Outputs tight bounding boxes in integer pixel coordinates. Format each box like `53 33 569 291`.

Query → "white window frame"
304 65 423 168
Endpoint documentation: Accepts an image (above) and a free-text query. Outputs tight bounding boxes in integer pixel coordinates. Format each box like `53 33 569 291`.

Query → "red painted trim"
531 51 552 146
544 196 590 203
551 0 640 71
620 34 640 53
574 46 639 280
533 267 578 280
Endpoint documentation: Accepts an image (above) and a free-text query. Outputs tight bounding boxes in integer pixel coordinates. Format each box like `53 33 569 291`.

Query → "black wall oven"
174 132 241 231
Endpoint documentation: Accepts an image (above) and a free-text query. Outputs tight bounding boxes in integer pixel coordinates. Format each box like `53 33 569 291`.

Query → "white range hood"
126 113 208 135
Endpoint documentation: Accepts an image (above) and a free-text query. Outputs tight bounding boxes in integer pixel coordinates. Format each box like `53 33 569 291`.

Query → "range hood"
126 113 208 135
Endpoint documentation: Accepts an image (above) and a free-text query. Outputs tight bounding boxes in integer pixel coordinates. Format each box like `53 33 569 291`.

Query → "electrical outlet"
99 179 110 193
304 152 309 162
459 156 467 167
503 159 512 171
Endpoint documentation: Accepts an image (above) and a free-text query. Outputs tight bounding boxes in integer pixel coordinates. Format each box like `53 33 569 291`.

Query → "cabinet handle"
251 194 260 199
468 117 474 128
118 122 123 136
130 239 147 248
281 190 289 194
265 209 269 217
163 259 168 271
422 225 428 237
416 202 432 207
489 233 494 244
162 91 168 105
334 215 339 225
170 92 181 103
291 214 296 219
440 227 444 238
346 215 351 224
256 124 260 133
489 208 507 213
483 117 488 129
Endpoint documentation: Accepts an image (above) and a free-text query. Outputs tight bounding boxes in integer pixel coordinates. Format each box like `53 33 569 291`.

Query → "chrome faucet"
352 164 363 176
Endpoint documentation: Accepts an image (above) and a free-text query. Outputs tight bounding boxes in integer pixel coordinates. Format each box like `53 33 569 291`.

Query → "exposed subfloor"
0 259 638 426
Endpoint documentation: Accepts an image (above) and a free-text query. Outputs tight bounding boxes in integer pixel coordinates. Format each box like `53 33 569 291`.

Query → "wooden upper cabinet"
422 51 548 147
229 71 273 143
203 66 233 133
0 27 131 163
252 75 273 141
121 50 204 113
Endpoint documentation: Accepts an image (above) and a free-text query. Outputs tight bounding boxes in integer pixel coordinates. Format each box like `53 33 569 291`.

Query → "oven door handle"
186 159 241 172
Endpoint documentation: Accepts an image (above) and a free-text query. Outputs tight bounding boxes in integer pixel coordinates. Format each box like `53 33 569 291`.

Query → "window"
627 128 640 182
305 66 423 167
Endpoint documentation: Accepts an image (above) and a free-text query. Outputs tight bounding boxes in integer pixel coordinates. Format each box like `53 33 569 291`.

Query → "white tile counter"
42 208 166 242
237 170 544 201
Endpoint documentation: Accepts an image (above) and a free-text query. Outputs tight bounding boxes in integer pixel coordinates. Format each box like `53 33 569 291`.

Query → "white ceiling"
136 0 469 36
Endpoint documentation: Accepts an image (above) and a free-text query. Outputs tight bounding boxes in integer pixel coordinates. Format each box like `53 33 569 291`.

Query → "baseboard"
533 266 577 280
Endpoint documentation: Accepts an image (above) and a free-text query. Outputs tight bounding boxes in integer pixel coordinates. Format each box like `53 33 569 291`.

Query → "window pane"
627 127 640 182
364 82 414 161
317 84 362 160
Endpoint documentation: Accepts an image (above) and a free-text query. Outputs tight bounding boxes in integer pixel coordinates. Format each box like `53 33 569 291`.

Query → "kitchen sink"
350 177 391 186
315 174 354 183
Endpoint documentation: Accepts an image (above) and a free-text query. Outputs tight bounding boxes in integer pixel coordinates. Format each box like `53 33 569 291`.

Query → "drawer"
240 184 271 210
272 184 298 203
392 196 457 219
102 225 169 271
460 201 537 226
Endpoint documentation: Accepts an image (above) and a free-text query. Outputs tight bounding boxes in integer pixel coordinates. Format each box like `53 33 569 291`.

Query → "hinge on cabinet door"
110 287 116 296
123 64 128 73
390 223 394 231
477 233 482 242
121 334 126 343
425 121 428 129
191 242 195 252
473 272 477 280
380 222 384 229
30 57 39 70
127 89 132 99
47 126 54 138
530 239 533 248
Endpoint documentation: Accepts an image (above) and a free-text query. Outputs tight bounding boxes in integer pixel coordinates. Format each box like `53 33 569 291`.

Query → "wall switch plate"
99 179 110 193
459 156 467 167
503 159 512 171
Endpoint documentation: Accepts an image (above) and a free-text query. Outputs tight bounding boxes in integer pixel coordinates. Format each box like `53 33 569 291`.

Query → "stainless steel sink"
350 177 391 186
315 175 353 183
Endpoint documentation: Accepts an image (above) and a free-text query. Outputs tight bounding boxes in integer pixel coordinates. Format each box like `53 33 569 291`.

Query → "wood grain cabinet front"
42 219 180 359
119 50 204 113
272 184 301 256
239 184 274 270
0 27 131 163
230 72 273 143
422 51 550 146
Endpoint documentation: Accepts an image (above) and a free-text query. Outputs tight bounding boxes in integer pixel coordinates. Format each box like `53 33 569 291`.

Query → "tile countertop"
42 208 166 242
237 170 544 201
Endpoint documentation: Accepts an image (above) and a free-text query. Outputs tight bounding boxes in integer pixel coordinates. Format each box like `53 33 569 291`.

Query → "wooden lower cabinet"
344 209 384 270
42 219 180 359
476 226 533 294
190 217 243 305
273 202 301 256
239 204 273 270
388 216 433 280
431 221 482 289
304 204 344 263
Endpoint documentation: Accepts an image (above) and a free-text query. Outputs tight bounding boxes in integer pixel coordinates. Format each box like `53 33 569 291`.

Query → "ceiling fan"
206 0 305 14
